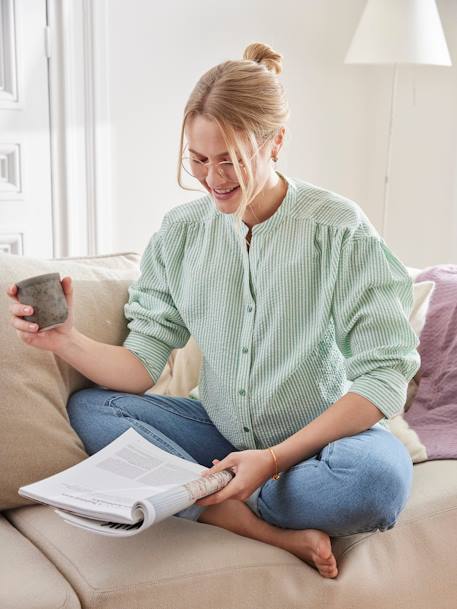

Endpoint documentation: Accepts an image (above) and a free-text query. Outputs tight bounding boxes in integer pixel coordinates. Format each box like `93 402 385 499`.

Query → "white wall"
104 0 457 268
364 0 457 268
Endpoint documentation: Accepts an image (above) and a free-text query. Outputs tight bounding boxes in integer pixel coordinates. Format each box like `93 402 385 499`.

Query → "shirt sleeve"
331 232 421 420
122 215 190 384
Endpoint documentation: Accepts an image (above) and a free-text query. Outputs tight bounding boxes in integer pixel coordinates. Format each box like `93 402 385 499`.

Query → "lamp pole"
382 63 399 240
344 0 452 241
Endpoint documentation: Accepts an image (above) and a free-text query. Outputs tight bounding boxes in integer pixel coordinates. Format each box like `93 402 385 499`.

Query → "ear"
273 127 286 151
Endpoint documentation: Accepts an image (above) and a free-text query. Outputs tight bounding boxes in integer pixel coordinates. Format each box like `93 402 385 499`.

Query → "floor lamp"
344 0 452 239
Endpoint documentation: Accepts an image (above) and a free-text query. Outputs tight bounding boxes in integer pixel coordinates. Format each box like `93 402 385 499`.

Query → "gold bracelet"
268 447 281 480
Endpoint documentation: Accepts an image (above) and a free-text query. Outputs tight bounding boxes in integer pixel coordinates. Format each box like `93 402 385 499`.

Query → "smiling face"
184 114 279 215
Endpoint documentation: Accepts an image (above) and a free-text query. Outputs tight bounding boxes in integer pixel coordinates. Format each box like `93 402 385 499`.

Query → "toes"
314 550 337 573
318 557 336 571
319 564 338 578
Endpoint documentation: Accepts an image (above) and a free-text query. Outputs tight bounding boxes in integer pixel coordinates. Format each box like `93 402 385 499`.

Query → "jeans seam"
333 519 397 537
106 394 214 426
324 441 335 467
287 461 319 472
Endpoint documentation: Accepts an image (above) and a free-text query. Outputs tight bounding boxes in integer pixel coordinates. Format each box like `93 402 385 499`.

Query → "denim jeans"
67 387 414 537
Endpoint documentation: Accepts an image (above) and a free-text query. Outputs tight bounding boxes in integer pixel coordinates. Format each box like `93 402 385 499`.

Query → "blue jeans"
67 388 414 537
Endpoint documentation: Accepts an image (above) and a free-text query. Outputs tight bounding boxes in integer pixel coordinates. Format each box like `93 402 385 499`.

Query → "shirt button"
243 426 250 433
238 389 246 396
242 347 248 354
247 305 253 312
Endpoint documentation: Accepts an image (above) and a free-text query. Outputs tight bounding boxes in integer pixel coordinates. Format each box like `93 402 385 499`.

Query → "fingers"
6 283 18 301
8 291 37 333
196 481 243 506
10 315 39 333
201 455 234 477
197 456 239 505
6 283 39 333
61 276 72 295
200 459 228 476
61 276 73 310
9 302 34 317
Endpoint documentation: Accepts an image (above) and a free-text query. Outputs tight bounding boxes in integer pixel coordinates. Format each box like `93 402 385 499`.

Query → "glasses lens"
181 156 204 179
181 157 243 181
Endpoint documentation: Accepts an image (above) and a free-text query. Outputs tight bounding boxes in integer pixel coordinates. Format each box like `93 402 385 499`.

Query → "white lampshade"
345 0 452 66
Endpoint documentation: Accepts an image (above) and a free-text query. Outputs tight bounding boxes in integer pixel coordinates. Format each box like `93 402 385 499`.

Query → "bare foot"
197 499 338 578
278 528 338 578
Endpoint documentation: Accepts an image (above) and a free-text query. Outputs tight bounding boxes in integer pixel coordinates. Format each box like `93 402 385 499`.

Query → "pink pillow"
403 265 457 460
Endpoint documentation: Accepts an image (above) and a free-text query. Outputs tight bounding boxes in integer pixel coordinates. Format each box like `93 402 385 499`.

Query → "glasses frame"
181 140 267 181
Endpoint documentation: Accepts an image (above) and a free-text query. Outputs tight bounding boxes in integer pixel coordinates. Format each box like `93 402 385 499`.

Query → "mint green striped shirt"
123 173 421 450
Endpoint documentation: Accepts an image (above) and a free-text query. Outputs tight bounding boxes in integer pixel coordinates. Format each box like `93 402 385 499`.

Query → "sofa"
1 250 456 609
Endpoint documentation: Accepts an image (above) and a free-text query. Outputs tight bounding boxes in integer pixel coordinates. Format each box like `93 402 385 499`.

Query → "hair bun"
243 42 283 75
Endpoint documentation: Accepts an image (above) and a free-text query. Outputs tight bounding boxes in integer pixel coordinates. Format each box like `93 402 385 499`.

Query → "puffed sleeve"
331 232 421 419
122 215 190 384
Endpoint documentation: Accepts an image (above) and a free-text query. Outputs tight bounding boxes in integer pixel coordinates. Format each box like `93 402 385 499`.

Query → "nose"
205 163 228 187
208 163 225 179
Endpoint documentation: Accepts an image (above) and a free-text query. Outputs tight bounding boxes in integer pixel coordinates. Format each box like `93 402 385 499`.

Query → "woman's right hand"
7 276 75 352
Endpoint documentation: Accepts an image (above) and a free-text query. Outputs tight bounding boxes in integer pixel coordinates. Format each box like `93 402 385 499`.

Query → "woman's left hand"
195 449 275 507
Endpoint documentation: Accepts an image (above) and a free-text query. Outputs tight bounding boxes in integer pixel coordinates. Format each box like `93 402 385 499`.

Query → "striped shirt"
123 172 421 450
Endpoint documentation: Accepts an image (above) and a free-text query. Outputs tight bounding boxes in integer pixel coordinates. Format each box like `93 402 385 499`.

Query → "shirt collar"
217 171 296 237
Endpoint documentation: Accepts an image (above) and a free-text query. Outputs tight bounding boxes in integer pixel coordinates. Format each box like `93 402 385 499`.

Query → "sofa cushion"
5 459 457 609
0 513 81 609
0 252 142 509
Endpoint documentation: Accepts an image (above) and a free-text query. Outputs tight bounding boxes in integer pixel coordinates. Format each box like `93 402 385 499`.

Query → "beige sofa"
1 251 456 609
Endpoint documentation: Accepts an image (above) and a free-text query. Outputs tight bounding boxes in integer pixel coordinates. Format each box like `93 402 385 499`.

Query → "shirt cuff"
123 330 170 385
348 367 409 420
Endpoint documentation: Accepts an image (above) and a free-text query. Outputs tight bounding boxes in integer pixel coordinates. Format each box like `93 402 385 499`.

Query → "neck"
242 172 288 230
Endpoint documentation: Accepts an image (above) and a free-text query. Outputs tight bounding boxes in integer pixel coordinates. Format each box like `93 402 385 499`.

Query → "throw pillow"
403 265 457 461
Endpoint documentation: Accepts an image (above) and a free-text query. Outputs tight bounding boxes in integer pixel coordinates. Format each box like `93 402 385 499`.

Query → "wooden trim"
46 0 111 257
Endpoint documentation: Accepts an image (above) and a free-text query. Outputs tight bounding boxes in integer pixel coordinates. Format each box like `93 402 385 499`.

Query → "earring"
271 152 278 162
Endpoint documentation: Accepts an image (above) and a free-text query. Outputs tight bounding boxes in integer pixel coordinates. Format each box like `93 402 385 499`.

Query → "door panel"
0 0 53 257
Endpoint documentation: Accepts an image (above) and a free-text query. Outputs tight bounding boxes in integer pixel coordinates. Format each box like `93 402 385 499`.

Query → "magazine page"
18 428 229 524
51 468 235 537
142 468 234 522
54 509 149 537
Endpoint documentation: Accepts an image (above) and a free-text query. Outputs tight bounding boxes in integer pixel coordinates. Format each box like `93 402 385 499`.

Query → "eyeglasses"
181 141 266 182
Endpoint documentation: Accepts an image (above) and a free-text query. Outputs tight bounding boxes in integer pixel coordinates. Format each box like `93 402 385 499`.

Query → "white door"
0 0 53 257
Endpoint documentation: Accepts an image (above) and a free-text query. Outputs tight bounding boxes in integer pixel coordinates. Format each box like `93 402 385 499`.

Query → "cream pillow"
409 280 436 341
386 415 427 463
52 254 203 400
384 273 434 462
147 337 202 398
402 280 435 405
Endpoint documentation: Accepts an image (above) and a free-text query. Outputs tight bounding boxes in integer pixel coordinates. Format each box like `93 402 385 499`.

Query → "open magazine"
18 428 234 537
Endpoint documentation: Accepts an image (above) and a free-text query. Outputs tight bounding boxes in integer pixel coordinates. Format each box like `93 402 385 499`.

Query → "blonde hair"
177 42 290 235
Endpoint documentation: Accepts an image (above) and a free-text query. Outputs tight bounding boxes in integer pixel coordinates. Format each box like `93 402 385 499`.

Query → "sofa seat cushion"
0 513 81 609
5 460 457 609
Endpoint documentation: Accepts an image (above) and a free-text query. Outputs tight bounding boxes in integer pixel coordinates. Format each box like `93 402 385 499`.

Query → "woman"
7 42 420 579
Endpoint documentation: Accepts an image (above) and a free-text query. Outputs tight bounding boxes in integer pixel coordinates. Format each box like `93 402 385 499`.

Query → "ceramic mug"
16 272 68 331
